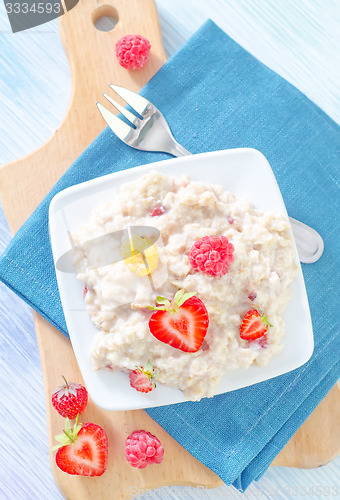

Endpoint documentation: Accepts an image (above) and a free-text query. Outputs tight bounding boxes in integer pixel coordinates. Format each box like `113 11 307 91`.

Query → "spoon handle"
289 217 324 264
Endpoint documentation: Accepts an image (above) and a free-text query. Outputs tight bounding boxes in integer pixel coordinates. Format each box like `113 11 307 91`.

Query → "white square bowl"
49 148 314 411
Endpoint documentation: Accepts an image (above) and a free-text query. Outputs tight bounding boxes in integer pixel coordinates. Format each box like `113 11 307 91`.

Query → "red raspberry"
115 34 151 70
189 235 234 276
125 430 164 468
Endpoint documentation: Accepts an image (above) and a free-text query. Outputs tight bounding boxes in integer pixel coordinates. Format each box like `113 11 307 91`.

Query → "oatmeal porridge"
72 170 298 401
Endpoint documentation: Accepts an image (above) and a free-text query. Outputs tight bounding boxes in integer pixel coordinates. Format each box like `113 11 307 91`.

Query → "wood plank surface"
272 383 340 469
0 0 338 498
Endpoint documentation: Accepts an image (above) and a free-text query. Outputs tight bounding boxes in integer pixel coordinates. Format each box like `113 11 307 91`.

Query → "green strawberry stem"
61 375 69 389
63 429 76 443
261 315 273 328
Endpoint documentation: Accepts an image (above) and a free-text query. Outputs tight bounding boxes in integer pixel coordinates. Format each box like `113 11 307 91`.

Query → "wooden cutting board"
0 0 339 498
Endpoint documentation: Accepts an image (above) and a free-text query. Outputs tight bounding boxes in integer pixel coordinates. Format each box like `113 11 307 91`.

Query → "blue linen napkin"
0 20 339 491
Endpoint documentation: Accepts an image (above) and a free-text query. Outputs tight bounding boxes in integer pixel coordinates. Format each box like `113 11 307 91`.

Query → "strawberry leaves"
173 290 197 307
50 415 82 453
148 289 197 313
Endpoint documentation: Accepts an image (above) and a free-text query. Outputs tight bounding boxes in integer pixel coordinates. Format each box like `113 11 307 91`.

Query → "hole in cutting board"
92 5 118 32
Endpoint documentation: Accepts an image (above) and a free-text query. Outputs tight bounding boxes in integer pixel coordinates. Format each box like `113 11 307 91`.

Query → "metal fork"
97 85 324 264
97 84 190 157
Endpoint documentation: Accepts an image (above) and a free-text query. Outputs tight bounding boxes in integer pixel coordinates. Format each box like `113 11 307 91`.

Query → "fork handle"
168 141 192 157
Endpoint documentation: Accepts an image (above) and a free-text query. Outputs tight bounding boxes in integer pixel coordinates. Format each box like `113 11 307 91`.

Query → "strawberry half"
148 290 209 353
51 415 108 477
129 360 159 393
240 309 272 340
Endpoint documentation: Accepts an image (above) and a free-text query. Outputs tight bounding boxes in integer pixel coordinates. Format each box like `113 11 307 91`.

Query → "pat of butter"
121 235 159 276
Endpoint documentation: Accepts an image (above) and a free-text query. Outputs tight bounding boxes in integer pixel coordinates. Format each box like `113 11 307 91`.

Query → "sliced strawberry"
240 309 271 340
148 290 209 353
129 360 158 393
52 416 108 477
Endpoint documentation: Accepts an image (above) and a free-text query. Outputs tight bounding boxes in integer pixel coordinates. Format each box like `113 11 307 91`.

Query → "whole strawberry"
51 415 108 476
52 376 88 419
125 430 164 468
129 360 158 394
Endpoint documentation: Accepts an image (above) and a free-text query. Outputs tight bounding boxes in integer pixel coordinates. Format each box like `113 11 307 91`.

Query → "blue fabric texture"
0 20 339 491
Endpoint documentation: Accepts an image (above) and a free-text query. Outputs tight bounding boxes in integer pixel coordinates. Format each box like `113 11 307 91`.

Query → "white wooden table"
0 1 339 499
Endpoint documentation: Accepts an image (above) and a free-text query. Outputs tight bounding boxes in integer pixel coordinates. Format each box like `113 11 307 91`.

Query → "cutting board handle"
0 0 167 232
59 0 166 86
